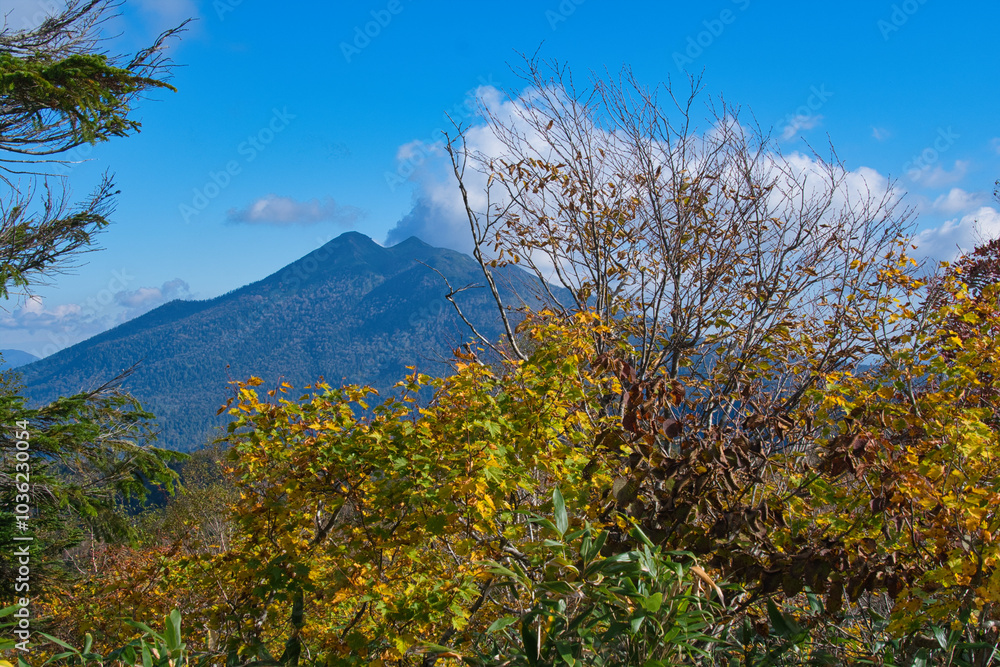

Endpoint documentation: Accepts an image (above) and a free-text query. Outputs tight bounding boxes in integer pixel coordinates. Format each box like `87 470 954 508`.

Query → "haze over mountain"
17 232 540 452
0 349 40 370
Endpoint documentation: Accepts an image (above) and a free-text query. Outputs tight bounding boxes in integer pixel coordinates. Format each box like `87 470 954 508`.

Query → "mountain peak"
19 232 548 451
335 230 375 241
323 230 380 249
391 236 431 251
295 230 387 268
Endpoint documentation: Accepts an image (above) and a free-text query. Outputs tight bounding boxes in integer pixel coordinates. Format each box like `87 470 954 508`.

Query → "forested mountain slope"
19 232 536 451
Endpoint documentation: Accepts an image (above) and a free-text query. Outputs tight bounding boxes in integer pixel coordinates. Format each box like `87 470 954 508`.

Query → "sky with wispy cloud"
2 0 999 357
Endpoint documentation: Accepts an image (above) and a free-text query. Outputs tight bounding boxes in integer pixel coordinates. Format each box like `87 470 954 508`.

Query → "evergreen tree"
0 0 187 599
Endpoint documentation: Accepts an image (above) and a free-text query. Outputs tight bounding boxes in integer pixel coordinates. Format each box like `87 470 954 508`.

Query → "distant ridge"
18 232 544 451
1 349 40 371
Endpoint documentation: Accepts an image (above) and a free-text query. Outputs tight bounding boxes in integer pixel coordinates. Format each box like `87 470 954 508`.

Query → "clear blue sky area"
2 0 999 357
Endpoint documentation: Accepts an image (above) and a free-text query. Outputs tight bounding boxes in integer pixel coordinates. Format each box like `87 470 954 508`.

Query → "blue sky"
2 0 999 357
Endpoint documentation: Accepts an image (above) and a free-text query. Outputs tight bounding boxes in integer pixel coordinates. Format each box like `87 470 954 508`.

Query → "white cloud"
781 114 824 141
0 295 106 358
0 296 84 330
931 188 989 215
913 206 1000 261
0 279 193 358
226 194 365 226
114 278 192 317
384 87 542 252
382 141 481 252
383 84 905 270
911 159 970 188
991 138 1000 155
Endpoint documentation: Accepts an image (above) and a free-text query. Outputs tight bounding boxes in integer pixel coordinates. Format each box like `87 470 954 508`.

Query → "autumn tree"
802 242 1000 661
447 59 909 379
440 56 916 603
150 313 619 665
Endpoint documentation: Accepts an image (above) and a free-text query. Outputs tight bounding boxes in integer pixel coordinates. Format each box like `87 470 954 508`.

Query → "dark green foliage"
0 369 184 598
461 493 723 666
0 605 210 666
0 51 174 147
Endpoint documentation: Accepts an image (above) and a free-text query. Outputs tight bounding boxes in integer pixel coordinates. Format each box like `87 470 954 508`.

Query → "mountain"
18 232 543 452
0 349 40 370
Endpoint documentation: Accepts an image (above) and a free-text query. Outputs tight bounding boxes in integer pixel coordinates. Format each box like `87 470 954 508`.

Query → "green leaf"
554 487 569 535
488 563 528 585
487 616 518 633
522 619 539 667
531 517 559 534
426 513 448 535
582 529 608 563
555 640 576 665
0 604 23 618
805 589 824 615
539 580 575 595
630 613 645 633
123 619 163 641
932 625 948 650
766 599 797 639
630 524 655 549
37 633 78 653
120 646 137 665
165 608 182 653
643 592 663 613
